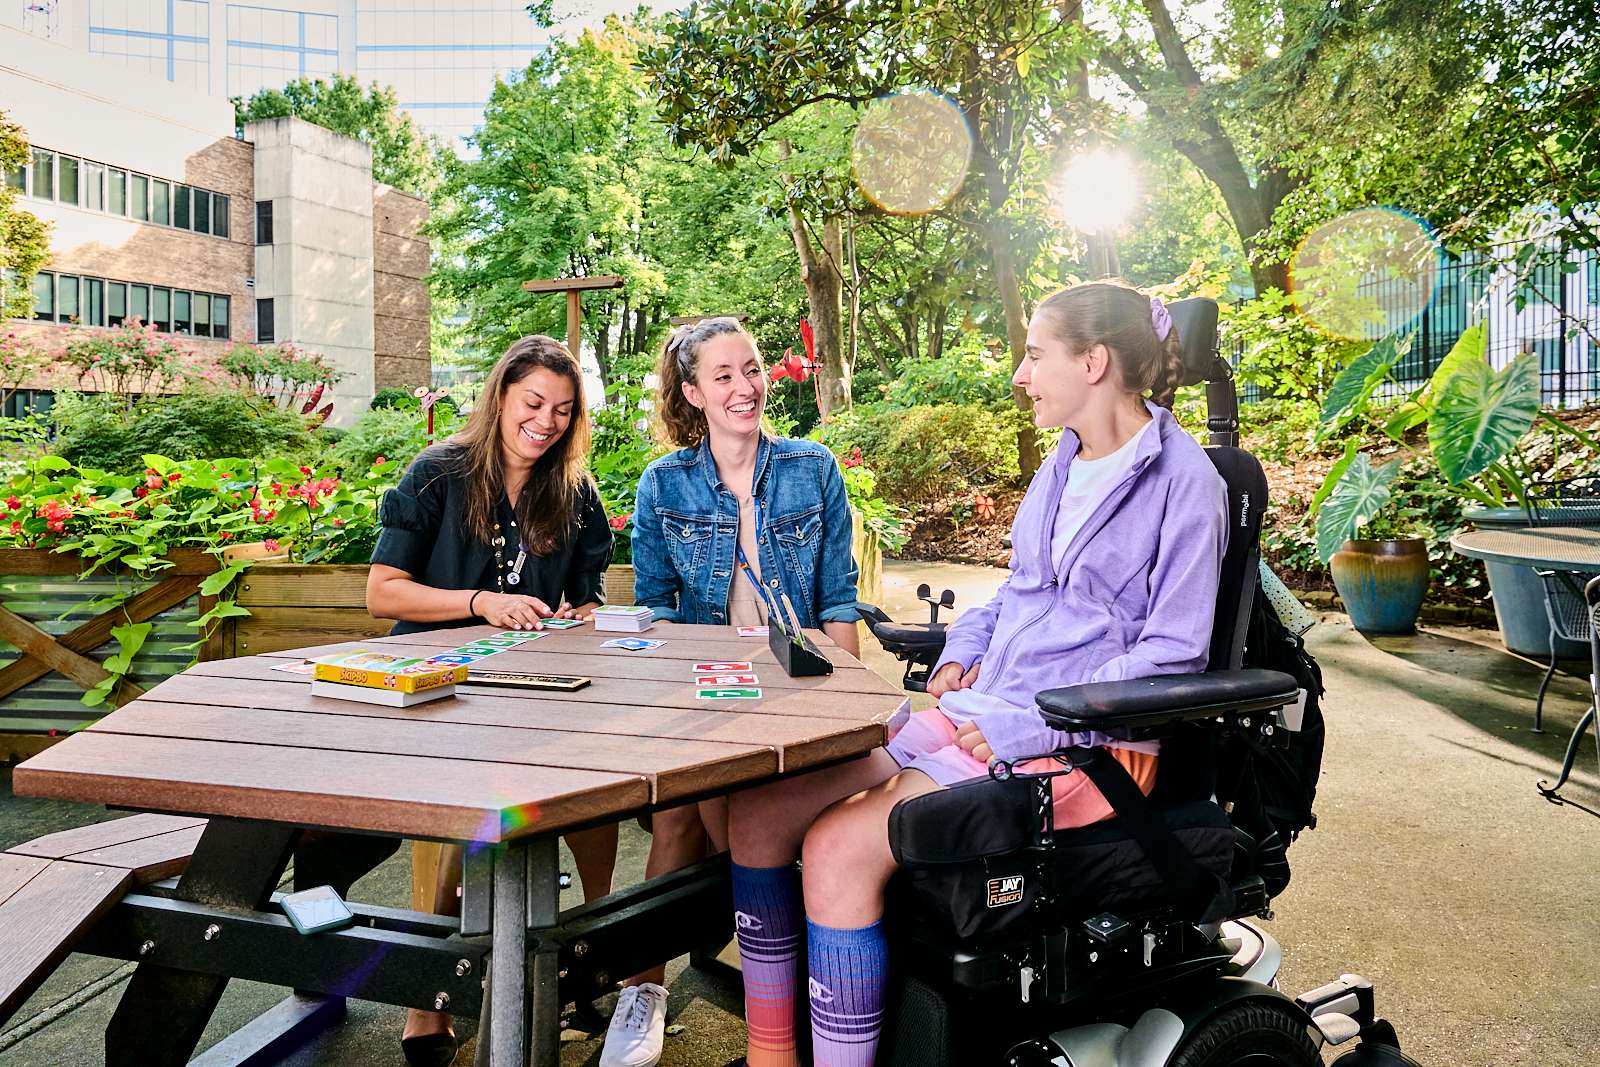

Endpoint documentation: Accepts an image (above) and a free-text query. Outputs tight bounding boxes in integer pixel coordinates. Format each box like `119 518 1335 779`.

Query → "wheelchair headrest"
1168 298 1222 387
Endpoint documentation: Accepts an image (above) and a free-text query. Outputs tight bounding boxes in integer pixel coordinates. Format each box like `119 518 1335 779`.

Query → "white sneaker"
599 982 669 1067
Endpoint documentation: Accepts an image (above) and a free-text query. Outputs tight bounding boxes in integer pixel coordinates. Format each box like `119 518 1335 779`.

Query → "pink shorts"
886 708 1158 830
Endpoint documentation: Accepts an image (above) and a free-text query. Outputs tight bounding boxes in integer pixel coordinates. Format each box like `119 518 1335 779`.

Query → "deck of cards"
694 661 760 700
593 605 655 633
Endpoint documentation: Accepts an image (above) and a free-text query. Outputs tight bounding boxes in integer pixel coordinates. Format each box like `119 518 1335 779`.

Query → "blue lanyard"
734 497 776 612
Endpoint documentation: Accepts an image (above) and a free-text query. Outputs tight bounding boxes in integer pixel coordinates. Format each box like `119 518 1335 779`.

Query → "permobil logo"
986 874 1024 908
1239 492 1251 528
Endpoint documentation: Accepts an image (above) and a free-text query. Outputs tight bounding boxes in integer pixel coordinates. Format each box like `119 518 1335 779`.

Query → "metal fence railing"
1228 242 1600 408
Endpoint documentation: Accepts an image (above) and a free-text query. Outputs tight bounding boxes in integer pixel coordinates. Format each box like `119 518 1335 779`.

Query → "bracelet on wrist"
468 589 483 617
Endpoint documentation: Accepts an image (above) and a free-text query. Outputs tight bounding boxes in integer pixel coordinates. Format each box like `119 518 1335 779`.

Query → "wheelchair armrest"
1036 669 1299 732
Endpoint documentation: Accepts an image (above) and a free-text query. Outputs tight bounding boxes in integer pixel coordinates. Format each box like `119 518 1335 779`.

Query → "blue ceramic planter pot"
1330 538 1429 635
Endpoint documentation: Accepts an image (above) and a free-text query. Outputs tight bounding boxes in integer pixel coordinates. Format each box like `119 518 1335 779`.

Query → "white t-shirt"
1050 419 1153 573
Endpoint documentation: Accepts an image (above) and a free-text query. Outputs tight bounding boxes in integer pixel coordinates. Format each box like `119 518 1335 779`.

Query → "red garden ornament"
973 493 996 522
414 385 450 441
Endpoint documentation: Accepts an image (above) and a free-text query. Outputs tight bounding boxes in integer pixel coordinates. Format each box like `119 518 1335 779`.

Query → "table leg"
527 835 561 1067
486 840 528 1067
105 819 299 1067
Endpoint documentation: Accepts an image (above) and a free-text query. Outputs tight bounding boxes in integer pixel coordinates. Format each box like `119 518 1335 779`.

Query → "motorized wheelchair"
854 297 1419 1066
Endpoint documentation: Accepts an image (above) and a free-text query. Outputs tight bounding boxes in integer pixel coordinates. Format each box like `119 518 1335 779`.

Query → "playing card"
693 661 752 673
602 638 665 651
736 626 769 637
425 653 481 665
696 674 758 686
270 660 316 675
696 687 762 700
540 618 584 629
454 645 503 657
473 637 523 647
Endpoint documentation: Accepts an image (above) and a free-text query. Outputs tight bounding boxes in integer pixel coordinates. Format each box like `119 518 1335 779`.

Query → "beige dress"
726 491 769 627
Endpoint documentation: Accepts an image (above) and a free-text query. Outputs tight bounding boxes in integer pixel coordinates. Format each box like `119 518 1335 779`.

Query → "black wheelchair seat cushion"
888 775 1235 940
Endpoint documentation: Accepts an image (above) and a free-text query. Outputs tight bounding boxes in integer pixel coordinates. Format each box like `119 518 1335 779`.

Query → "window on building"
131 174 149 222
213 194 230 239
31 149 53 200
255 200 273 245
4 164 23 193
83 162 104 211
192 190 210 235
152 180 170 226
173 290 192 334
58 275 80 323
130 284 149 324
85 278 104 327
192 292 210 337
58 156 79 206
175 185 191 229
108 282 127 326
32 272 54 321
151 287 170 332
212 295 229 340
256 298 274 343
108 169 126 215
3 388 55 420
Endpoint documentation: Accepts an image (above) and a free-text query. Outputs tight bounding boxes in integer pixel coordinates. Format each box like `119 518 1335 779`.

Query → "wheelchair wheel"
1167 1000 1320 1067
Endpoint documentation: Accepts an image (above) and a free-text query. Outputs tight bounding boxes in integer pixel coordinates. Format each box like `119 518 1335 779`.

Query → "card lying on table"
696 687 762 700
696 674 758 686
539 618 584 630
602 638 664 651
693 661 752 673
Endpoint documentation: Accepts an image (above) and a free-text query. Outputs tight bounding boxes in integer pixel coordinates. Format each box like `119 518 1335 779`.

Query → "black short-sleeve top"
370 443 613 636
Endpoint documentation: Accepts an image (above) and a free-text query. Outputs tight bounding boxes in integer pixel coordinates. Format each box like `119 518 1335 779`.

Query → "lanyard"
734 497 776 614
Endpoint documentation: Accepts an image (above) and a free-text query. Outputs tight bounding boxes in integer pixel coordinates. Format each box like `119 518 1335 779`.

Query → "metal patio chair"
1524 476 1600 733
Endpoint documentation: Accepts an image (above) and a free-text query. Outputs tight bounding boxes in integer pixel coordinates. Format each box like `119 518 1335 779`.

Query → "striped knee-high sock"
731 863 804 1067
807 918 888 1067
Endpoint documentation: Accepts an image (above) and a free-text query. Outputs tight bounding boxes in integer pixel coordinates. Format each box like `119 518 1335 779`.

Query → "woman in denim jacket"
597 317 859 1067
724 282 1227 1067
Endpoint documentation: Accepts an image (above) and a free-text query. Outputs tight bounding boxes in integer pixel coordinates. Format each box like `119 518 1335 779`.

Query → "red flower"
218 531 232 540
134 486 149 498
843 446 863 469
609 512 632 531
145 473 164 490
8 520 20 534
263 539 281 552
373 455 387 466
771 347 811 384
299 466 312 476
331 517 344 527
4 496 18 511
167 473 182 483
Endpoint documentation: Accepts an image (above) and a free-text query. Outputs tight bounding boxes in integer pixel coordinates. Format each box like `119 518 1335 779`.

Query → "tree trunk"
846 214 861 377
594 305 614 399
634 307 649 356
988 217 1041 477
785 203 849 419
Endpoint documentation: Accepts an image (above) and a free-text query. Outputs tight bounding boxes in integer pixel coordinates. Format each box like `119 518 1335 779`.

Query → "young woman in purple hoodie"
723 281 1228 1067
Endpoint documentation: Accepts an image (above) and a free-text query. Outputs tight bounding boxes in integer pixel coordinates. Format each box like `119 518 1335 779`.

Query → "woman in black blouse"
367 335 613 1067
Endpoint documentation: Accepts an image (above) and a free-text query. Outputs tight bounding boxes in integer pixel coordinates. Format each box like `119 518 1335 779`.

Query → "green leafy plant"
1310 323 1585 561
220 341 343 416
59 319 189 397
50 388 322 472
589 379 664 565
840 458 911 555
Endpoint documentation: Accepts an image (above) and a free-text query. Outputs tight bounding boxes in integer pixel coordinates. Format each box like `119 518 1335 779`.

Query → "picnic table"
11 622 909 1067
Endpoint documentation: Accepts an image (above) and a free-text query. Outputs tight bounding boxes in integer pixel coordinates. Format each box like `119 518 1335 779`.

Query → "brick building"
1 26 430 425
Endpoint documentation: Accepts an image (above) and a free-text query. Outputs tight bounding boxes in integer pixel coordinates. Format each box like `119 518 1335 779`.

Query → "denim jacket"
631 434 860 626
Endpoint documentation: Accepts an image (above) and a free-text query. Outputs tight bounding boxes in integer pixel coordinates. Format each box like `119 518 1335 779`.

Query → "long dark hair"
447 335 593 554
1036 282 1185 408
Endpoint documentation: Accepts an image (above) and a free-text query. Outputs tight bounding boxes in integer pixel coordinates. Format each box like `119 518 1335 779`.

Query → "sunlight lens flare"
852 91 974 216
1055 149 1139 234
1289 207 1443 340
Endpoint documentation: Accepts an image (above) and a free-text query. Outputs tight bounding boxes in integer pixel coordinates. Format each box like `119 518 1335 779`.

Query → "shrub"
880 343 1015 407
50 389 320 471
818 401 1027 502
326 404 458 473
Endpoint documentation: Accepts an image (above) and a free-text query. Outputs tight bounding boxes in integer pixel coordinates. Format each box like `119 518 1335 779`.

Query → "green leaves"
1428 343 1539 484
82 621 152 708
1318 333 1408 431
1316 452 1402 563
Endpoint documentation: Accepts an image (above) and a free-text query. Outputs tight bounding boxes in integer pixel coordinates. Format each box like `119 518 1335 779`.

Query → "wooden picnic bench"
1 813 206 1022
9 622 909 1066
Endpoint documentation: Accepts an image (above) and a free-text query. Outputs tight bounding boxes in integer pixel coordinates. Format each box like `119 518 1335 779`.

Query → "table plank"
62 824 208 884
148 669 890 720
0 853 50 909
140 674 893 772
15 734 650 842
194 645 900 696
88 701 777 803
0 859 132 1020
7 813 208 860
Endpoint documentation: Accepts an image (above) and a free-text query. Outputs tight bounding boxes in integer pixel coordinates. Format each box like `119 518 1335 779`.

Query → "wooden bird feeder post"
521 275 626 361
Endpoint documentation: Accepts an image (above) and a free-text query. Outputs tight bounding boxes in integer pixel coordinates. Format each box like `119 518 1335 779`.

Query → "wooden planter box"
225 563 389 657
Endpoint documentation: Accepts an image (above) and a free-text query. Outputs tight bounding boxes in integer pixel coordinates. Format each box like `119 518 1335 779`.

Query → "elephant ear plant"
1307 322 1579 563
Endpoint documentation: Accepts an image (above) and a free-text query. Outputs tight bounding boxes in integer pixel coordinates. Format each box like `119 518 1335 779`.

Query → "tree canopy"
0 110 50 321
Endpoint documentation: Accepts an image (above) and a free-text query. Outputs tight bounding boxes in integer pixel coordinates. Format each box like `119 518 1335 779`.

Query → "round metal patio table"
1450 525 1600 571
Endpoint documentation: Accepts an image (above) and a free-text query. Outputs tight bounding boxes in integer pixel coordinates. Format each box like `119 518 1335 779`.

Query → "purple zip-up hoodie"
931 401 1227 762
